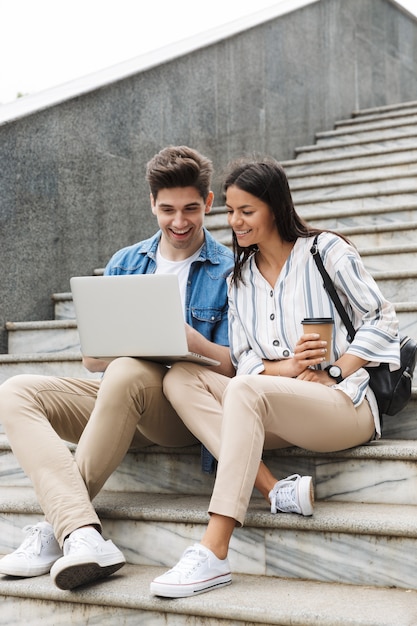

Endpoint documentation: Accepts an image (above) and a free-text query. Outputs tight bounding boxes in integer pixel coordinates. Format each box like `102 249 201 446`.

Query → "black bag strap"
310 234 356 342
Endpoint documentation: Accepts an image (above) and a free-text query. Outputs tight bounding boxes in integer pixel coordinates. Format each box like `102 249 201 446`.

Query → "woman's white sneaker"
269 474 314 516
150 543 232 598
50 527 125 590
0 521 62 577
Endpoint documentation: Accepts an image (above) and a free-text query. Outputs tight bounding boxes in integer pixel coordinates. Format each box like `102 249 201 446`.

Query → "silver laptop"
70 274 220 366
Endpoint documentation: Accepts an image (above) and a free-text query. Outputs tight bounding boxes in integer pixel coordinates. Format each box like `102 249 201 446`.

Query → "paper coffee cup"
301 317 334 355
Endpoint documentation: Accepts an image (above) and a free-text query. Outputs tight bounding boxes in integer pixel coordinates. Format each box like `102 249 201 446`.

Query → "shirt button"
270 290 273 297
270 314 275 320
273 340 279 346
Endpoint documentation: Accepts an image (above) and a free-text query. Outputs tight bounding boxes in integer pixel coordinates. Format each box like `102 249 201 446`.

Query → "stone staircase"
1 100 417 624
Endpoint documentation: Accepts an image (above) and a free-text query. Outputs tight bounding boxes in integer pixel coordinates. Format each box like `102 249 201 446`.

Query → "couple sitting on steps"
0 145 399 598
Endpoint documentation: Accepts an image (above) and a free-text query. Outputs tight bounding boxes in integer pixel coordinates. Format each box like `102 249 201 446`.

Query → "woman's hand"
293 333 329 379
262 333 328 378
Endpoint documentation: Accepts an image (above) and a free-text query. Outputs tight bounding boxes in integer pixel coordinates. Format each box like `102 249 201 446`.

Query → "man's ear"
150 192 157 215
205 190 214 214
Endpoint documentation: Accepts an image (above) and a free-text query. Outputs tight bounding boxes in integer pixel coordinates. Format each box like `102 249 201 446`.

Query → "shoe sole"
298 475 314 516
51 556 126 590
150 573 232 598
0 556 62 578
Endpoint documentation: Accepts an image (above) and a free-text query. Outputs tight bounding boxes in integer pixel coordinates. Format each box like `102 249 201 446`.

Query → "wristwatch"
325 364 344 383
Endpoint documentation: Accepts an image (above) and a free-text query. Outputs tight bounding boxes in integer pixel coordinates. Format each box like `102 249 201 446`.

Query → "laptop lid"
70 274 220 366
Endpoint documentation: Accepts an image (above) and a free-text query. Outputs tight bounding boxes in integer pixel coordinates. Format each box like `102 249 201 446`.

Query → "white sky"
0 0 416 105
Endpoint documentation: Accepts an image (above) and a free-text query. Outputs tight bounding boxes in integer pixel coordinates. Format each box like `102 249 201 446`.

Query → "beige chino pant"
163 363 375 526
0 357 197 545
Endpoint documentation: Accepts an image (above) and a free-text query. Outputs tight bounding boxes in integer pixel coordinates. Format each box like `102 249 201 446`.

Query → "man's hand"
185 323 235 377
82 356 111 373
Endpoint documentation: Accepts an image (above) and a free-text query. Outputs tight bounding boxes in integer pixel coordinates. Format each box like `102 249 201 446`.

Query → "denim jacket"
104 228 234 473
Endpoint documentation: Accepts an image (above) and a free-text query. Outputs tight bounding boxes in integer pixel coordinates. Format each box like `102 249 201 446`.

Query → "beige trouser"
163 362 375 526
0 357 197 545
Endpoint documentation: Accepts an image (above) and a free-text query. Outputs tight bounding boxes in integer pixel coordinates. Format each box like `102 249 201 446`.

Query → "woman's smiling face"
226 185 276 248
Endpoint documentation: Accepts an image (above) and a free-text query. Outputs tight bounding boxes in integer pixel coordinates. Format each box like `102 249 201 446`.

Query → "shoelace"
16 525 43 557
271 474 299 514
170 546 207 578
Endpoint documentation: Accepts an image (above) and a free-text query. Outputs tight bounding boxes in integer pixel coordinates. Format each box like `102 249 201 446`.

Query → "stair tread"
1 562 417 625
3 486 417 536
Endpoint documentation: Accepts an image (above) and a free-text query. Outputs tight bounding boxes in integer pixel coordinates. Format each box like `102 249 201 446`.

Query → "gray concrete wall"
0 0 416 352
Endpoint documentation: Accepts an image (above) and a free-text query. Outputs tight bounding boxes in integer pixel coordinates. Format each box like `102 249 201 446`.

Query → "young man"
0 146 234 590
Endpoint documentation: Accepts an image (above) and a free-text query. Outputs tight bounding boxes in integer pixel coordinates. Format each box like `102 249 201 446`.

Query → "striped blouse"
227 232 400 437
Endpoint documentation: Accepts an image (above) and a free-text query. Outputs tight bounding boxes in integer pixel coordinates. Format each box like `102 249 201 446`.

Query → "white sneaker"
0 521 62 577
269 474 314 516
150 543 232 598
50 527 126 590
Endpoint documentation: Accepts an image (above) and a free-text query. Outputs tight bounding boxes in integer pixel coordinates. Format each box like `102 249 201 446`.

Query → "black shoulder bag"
310 235 417 418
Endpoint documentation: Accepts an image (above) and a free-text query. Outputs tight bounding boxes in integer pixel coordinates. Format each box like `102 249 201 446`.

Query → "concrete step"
337 220 417 247
288 162 417 190
350 100 417 120
335 104 417 128
370 269 417 302
2 488 417 591
292 186 417 209
283 145 417 174
0 353 100 384
314 124 417 149
6 320 80 354
52 292 76 320
294 135 417 161
297 202 417 229
2 562 417 626
317 113 417 140
3 432 417 501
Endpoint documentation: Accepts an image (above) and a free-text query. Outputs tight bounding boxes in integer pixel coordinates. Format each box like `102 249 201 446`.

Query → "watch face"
329 366 341 377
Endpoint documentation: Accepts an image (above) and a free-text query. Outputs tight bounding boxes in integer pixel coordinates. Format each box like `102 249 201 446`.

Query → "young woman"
151 157 400 598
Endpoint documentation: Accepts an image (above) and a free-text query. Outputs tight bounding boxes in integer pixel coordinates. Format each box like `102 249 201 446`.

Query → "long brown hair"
223 157 347 283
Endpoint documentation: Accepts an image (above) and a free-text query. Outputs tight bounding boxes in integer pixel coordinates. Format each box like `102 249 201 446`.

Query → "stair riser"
344 228 417 247
53 299 75 321
1 509 415 591
301 209 417 231
291 179 417 204
0 596 146 626
0 446 216 496
0 361 98 385
339 107 417 126
332 113 417 133
296 137 417 160
315 126 417 148
283 148 417 175
373 275 417 303
96 521 417 591
7 328 80 355
289 164 417 189
341 249 417 274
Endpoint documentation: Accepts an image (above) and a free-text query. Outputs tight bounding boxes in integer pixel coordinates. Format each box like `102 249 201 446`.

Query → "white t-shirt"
155 244 203 314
